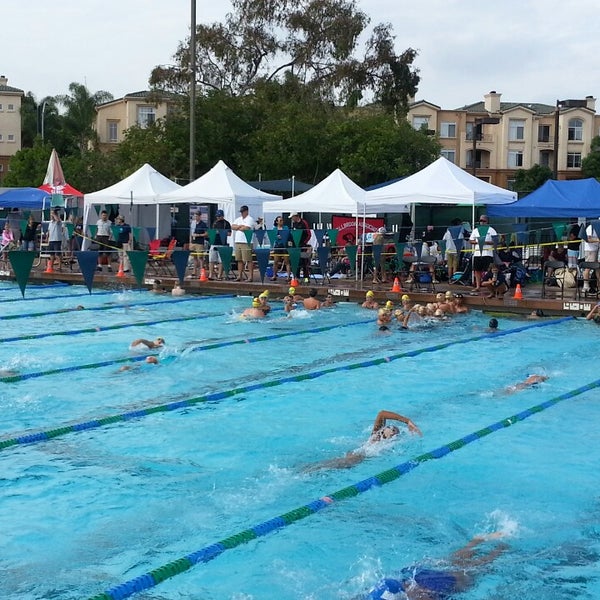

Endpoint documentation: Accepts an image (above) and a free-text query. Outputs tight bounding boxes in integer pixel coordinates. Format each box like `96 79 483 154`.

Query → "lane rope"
0 318 571 451
0 289 116 304
86 374 596 600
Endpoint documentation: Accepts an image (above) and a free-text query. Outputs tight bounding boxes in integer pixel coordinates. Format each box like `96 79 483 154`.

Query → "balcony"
464 133 494 144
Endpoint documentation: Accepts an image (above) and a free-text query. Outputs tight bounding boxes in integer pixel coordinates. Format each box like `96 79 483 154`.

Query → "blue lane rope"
0 294 234 321
0 318 571 451
86 374 597 600
0 317 370 383
0 289 116 304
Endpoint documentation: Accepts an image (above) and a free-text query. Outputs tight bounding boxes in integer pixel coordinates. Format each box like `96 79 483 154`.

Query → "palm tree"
56 82 113 154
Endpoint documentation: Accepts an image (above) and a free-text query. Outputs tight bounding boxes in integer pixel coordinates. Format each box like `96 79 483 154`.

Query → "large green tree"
2 140 52 187
513 164 553 195
150 0 419 116
582 136 600 179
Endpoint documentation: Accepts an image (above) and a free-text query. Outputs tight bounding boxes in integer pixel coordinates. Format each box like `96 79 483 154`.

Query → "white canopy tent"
157 160 282 225
365 156 517 225
83 163 181 246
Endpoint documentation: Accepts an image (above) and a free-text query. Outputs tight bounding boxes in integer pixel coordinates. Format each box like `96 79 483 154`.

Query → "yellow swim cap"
401 294 410 301
385 300 394 309
260 290 270 297
445 291 454 298
252 298 261 308
289 287 296 295
366 290 374 297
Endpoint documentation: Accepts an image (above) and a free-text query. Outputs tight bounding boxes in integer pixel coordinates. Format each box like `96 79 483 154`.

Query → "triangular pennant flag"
207 229 218 245
146 227 156 241
110 225 120 240
9 251 35 297
19 219 27 237
243 229 254 244
395 243 406 262
287 247 301 274
345 245 358 271
218 245 233 276
448 225 463 243
291 229 303 247
592 220 600 239
516 231 529 246
267 228 278 246
88 224 98 238
413 241 423 259
75 251 99 293
552 223 567 241
317 246 330 274
439 239 446 255
218 229 229 245
326 229 338 247
132 227 141 243
254 229 266 246
255 248 271 282
477 225 489 252
64 222 74 239
372 243 383 265
43 208 51 221
454 237 465 253
278 229 290 246
534 229 542 244
313 229 325 246
491 234 499 249
128 251 149 288
171 250 190 284
579 224 588 242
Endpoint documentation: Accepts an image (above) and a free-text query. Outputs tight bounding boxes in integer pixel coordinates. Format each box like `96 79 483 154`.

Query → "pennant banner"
208 228 218 245
317 246 330 275
243 229 254 244
287 247 301 275
75 251 99 294
128 251 149 288
326 229 338 247
552 223 567 241
254 229 266 246
9 251 35 297
477 225 490 252
312 229 325 246
345 245 358 271
255 248 271 282
171 250 190 284
218 245 234 276
372 244 383 266
291 229 303 247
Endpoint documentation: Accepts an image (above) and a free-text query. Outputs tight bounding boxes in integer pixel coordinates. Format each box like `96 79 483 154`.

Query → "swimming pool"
1 283 598 599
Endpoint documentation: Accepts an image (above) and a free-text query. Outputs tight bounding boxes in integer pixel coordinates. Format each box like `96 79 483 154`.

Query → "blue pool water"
0 282 599 599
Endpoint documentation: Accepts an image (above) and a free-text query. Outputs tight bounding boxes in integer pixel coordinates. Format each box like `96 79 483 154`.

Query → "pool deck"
1 262 595 318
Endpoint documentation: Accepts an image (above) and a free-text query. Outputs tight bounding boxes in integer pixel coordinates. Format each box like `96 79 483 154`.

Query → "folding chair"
149 238 177 276
541 260 570 299
577 261 600 299
405 255 437 292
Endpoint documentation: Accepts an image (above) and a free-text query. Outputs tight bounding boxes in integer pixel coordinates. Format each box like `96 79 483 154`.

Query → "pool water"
0 283 599 599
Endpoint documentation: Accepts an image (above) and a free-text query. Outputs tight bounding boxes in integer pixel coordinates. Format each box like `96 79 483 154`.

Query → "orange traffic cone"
116 262 125 278
199 267 208 282
513 283 523 300
44 262 54 274
391 277 401 293
290 276 299 287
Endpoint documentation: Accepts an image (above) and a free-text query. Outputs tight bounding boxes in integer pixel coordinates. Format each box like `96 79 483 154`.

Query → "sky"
2 0 599 110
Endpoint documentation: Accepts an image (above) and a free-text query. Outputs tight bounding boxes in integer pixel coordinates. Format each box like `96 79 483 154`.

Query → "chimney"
586 95 596 112
484 90 501 114
0 75 7 86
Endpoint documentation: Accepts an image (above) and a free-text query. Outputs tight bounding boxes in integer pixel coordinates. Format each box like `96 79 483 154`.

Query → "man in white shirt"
582 222 600 292
469 215 497 291
231 205 256 281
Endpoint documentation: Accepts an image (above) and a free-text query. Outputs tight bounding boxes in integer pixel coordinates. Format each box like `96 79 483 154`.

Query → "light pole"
471 117 500 176
189 0 197 183
40 99 49 141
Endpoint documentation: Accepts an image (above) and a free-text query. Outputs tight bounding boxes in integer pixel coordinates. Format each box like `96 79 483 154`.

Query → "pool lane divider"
0 318 571 450
86 373 595 600
0 289 116 304
0 317 371 383
0 294 234 321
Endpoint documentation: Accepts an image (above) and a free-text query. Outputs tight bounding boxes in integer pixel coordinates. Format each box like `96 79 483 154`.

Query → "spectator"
469 215 497 292
208 209 231 280
231 205 256 282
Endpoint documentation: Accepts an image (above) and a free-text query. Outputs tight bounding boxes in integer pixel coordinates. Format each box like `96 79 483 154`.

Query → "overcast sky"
3 0 599 109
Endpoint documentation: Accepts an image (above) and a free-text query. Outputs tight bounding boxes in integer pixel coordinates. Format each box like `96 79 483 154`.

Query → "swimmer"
150 279 166 294
258 291 271 314
322 293 336 308
304 410 421 472
585 302 600 323
528 308 545 319
119 356 159 372
241 298 266 319
366 532 508 600
501 373 548 395
362 290 379 309
303 288 322 310
487 318 499 332
131 337 165 349
171 282 186 296
376 302 393 330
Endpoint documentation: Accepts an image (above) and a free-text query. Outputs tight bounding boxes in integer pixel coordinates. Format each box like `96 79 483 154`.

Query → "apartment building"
0 75 24 183
95 91 179 151
407 91 600 189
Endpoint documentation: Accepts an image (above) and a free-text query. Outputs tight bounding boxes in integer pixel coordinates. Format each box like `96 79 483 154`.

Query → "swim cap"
436 292 445 300
385 301 394 309
366 290 374 297
288 287 296 295
401 294 410 301
489 318 498 329
252 298 261 308
259 290 269 298
445 291 454 298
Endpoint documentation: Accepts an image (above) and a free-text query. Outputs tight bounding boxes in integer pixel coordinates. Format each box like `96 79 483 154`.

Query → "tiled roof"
457 101 556 115
97 90 180 107
0 84 24 94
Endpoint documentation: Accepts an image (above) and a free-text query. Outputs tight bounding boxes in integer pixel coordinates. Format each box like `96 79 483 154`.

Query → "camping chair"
577 261 600 299
405 255 437 292
541 260 571 299
149 238 177 276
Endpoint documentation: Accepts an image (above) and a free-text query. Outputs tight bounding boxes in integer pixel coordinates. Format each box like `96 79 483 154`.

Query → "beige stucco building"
0 75 24 183
408 91 600 189
95 91 179 150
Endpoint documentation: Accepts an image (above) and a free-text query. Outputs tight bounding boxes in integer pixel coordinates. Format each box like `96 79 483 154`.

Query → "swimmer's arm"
372 410 422 436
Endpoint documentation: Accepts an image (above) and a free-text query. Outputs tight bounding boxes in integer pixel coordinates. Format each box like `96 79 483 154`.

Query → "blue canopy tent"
0 187 50 209
488 178 600 218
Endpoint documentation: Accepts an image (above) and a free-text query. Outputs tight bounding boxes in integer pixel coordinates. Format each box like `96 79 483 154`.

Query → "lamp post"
189 0 197 183
471 117 500 176
40 99 49 141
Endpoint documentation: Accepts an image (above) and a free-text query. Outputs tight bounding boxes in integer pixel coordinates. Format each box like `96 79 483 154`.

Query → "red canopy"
38 182 83 197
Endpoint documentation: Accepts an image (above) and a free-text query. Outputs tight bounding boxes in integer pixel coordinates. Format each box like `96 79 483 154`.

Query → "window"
508 150 524 168
0 103 3 111
509 119 525 141
567 152 582 168
506 179 516 191
0 164 3 172
412 116 429 131
539 150 552 168
466 122 475 141
538 124 551 143
0 133 3 141
439 122 456 138
137 106 156 128
7 103 14 112
108 121 118 143
440 149 456 163
7 134 15 142
568 118 583 141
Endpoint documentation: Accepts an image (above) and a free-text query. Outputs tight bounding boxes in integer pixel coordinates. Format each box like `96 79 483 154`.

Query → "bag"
554 267 577 288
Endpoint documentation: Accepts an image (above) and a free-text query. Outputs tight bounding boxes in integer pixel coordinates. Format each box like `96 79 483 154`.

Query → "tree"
56 83 113 154
513 164 553 195
582 136 600 179
150 0 418 114
2 140 52 187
